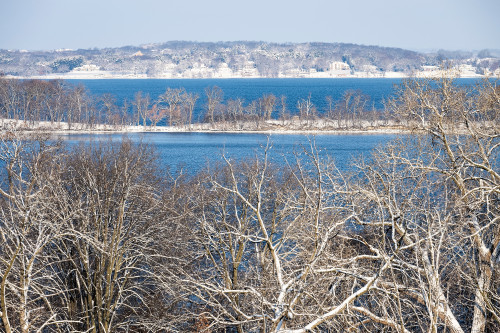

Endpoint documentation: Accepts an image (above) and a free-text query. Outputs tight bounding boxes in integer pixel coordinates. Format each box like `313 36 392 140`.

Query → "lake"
58 78 477 174
57 132 401 174
68 77 481 122
69 78 402 123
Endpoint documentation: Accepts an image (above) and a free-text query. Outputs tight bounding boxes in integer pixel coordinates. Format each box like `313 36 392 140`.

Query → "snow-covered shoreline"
0 118 407 136
8 70 489 80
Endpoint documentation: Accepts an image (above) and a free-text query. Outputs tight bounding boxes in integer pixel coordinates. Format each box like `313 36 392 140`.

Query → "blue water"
67 78 483 122
58 78 480 174
57 132 400 174
68 78 401 120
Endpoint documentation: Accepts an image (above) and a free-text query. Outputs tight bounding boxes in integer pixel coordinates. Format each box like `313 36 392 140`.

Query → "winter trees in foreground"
0 77 498 332
164 77 499 332
0 137 166 332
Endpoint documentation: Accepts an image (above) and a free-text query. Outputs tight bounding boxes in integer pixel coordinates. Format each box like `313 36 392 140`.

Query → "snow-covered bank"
0 118 407 136
11 69 495 80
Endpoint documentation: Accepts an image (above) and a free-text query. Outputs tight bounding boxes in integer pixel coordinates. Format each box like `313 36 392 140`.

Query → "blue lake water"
68 77 481 121
59 78 479 174
57 132 401 174
69 78 401 121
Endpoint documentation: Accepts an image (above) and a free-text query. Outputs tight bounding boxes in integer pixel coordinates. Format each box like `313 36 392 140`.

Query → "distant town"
1 41 499 79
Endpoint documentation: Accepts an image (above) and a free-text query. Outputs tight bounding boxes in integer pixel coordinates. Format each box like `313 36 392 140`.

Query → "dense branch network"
0 76 498 332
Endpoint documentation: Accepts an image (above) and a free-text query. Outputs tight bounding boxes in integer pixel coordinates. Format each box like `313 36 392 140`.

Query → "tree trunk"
471 265 492 333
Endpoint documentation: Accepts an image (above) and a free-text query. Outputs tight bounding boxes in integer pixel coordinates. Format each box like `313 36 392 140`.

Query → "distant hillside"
1 41 499 78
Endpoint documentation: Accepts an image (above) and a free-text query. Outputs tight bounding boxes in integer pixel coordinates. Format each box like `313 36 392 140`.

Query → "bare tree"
48 140 165 332
132 91 150 127
0 135 73 332
261 94 277 121
159 87 186 126
226 98 245 125
67 84 91 129
184 91 199 128
0 78 21 121
162 77 499 333
164 141 403 332
386 75 500 333
99 93 117 127
279 95 289 125
297 94 316 126
325 95 334 125
147 104 167 128
0 76 498 333
0 133 176 333
338 90 369 128
205 86 224 125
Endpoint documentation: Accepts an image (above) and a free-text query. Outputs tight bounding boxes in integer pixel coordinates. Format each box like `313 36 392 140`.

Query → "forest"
0 76 499 332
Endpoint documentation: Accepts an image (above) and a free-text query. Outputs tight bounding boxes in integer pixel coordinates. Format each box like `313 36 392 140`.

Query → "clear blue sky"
1 0 498 51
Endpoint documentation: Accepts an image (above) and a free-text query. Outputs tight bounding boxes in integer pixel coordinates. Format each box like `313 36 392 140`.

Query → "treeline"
138 85 393 130
0 78 123 129
0 77 499 332
0 76 397 131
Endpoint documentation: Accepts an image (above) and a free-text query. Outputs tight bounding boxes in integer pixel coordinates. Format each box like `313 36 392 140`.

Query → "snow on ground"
0 118 407 136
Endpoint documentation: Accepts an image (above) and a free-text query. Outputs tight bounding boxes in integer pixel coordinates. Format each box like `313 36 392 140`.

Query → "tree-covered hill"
1 41 498 78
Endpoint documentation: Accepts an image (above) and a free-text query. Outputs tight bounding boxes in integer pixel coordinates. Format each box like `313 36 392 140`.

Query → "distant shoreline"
3 41 499 81
6 73 489 80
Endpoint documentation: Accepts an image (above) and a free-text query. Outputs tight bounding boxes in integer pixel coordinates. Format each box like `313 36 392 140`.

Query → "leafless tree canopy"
0 77 398 131
0 77 499 332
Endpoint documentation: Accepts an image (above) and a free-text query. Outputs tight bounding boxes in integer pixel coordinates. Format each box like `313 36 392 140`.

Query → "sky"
1 0 499 52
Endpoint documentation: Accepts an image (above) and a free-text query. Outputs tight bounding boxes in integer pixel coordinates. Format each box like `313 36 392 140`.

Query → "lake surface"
57 132 401 174
69 78 401 122
68 77 482 122
59 78 479 174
